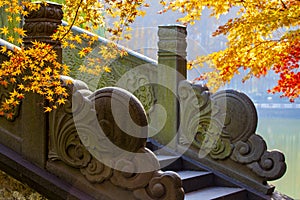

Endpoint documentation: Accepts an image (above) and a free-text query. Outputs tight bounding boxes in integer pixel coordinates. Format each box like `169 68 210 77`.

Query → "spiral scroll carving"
80 157 112 183
23 22 60 37
88 87 148 153
110 148 159 190
178 81 232 159
49 78 92 168
231 134 267 164
134 171 184 200
247 151 287 181
211 90 258 143
49 76 184 199
209 138 232 159
178 81 203 146
179 83 287 182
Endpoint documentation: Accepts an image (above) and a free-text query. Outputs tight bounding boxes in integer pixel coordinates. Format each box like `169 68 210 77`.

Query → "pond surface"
257 117 300 199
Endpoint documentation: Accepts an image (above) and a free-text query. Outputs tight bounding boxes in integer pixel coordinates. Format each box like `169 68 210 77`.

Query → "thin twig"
280 0 287 9
40 0 83 60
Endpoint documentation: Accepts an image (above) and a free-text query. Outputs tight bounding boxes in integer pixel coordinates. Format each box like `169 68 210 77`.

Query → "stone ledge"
0 143 94 200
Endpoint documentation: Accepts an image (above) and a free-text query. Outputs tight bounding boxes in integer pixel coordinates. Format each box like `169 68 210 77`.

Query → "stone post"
21 2 63 167
23 2 63 62
155 25 187 146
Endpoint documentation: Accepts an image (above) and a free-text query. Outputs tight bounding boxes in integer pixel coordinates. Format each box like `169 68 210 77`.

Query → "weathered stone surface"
0 2 289 198
23 2 63 40
158 25 187 58
48 76 184 199
177 82 287 194
211 90 258 143
231 134 267 164
21 2 64 168
155 25 187 146
0 2 64 168
23 2 63 62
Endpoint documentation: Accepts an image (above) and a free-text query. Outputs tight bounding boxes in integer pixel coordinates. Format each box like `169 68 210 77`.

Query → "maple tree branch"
41 0 83 60
59 0 83 42
280 0 287 9
246 40 279 54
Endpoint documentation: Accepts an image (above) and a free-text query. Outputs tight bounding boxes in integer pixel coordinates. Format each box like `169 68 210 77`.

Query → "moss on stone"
0 170 47 200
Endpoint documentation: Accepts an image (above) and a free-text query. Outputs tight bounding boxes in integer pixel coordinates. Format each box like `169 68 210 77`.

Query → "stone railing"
149 18 287 196
0 2 184 199
62 23 157 114
47 76 184 200
177 81 287 194
0 1 287 199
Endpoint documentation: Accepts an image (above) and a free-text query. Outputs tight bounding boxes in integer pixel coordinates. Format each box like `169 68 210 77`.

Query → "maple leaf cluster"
0 42 70 118
270 39 300 102
0 0 148 119
161 0 300 101
1 0 300 120
51 0 146 62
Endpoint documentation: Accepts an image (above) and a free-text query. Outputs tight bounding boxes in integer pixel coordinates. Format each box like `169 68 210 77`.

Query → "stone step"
176 170 214 193
155 154 182 170
146 139 158 151
146 139 177 156
185 186 247 200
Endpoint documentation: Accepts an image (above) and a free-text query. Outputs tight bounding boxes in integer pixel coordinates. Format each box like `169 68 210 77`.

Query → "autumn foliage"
0 0 147 118
270 40 300 102
160 0 300 101
0 0 300 119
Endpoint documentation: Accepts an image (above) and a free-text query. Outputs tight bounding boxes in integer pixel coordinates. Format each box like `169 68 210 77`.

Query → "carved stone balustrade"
0 1 289 199
47 76 184 200
178 80 287 194
0 3 185 199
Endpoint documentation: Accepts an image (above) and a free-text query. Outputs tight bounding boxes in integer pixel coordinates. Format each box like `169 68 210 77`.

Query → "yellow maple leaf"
15 16 21 22
65 79 73 85
62 41 69 48
74 35 82 44
103 66 111 73
8 36 14 43
78 50 86 58
2 102 11 111
10 90 18 97
46 96 54 102
78 65 87 72
14 28 27 37
6 113 14 120
21 10 29 16
57 98 66 105
7 16 13 22
17 38 23 44
18 84 25 90
0 46 7 54
44 107 52 112
69 43 76 49
55 86 66 95
0 27 9 35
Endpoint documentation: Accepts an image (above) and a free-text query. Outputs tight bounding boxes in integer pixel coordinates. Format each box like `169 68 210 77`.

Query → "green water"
257 118 300 199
